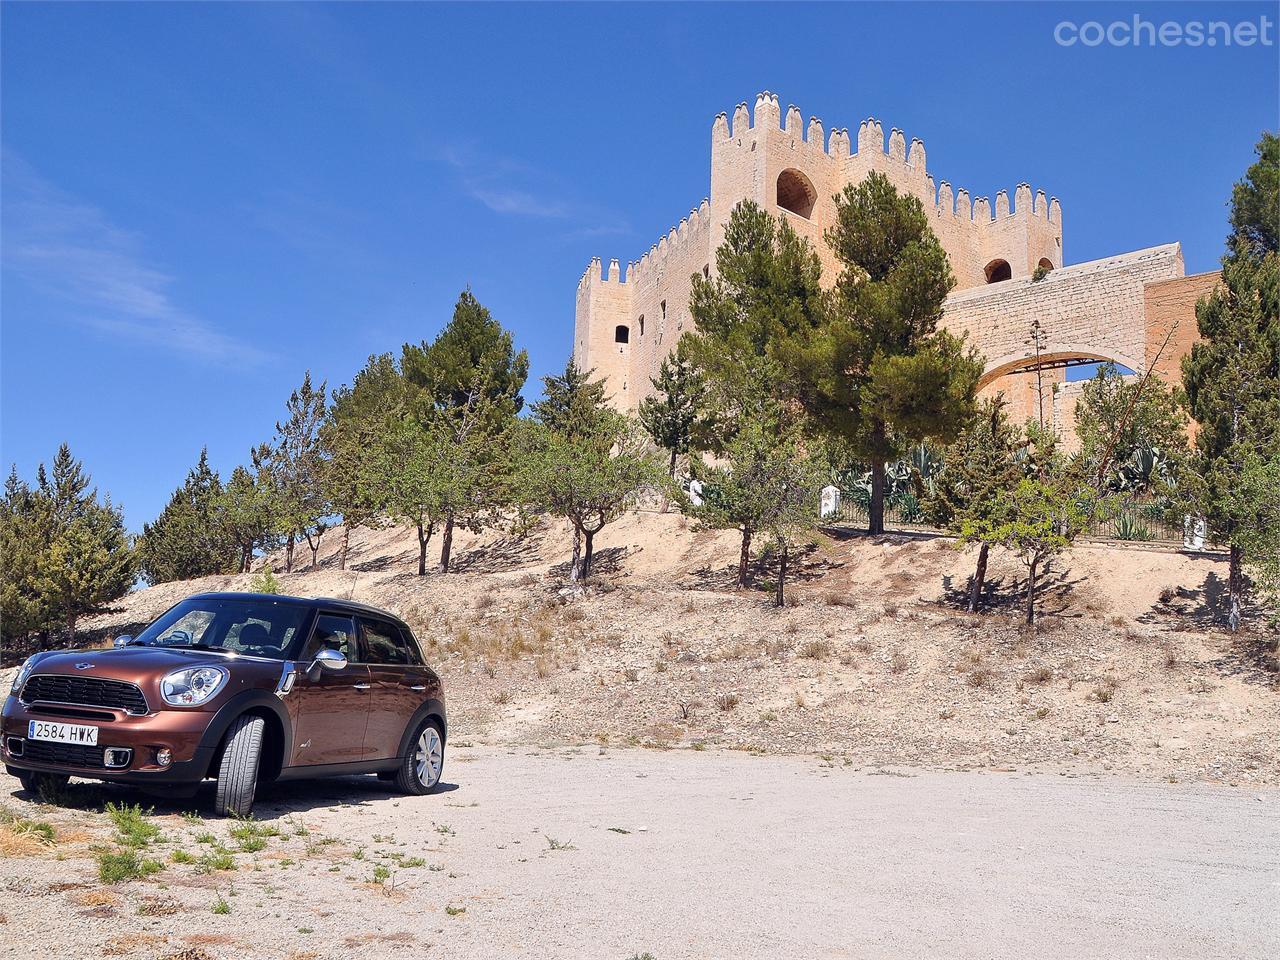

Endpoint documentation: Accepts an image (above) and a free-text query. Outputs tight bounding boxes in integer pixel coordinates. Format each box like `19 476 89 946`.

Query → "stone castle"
573 92 1218 437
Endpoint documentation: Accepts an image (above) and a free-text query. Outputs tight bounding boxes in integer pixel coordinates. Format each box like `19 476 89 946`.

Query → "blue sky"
2 1 1276 530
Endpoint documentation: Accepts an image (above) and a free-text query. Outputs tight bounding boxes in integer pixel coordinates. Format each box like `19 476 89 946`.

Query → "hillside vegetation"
67 513 1280 787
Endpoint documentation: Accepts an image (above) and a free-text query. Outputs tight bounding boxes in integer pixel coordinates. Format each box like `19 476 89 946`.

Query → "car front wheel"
394 718 444 795
214 714 264 817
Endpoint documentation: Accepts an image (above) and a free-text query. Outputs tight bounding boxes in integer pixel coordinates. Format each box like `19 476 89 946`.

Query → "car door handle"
352 684 371 690
409 685 426 691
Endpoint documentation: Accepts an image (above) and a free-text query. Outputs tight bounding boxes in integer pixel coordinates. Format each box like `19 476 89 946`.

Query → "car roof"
184 592 410 627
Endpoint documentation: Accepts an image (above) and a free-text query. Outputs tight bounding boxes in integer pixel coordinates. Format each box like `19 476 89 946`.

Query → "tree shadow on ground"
547 546 627 580
819 525 948 546
450 534 544 574
935 565 1085 621
681 542 843 595
350 548 420 573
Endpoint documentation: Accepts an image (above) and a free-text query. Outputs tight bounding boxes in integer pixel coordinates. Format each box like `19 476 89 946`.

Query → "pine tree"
323 353 406 569
270 372 331 572
778 172 983 535
402 290 528 572
638 339 703 478
925 397 1024 612
520 367 663 581
684 200 825 451
219 445 278 574
1 447 134 648
1183 132 1280 631
138 448 235 584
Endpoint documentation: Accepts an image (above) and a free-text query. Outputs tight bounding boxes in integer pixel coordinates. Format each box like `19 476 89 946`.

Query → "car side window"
300 615 358 662
396 625 424 665
360 618 408 666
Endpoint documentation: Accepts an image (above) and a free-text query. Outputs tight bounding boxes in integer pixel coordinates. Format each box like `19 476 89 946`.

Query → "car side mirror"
311 649 348 673
114 636 133 648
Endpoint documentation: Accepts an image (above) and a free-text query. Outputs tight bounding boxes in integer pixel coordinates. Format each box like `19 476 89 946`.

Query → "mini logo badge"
75 662 94 670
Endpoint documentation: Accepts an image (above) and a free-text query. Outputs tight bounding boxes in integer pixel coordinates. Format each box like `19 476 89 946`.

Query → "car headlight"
10 655 39 696
160 666 228 706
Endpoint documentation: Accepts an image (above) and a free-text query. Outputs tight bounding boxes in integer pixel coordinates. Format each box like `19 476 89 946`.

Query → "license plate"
27 720 99 746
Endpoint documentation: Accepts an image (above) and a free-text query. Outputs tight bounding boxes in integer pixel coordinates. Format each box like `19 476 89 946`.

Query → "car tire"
18 771 69 799
394 718 444 796
214 714 264 817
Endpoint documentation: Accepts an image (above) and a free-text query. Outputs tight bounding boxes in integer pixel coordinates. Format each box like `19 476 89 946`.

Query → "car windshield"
131 597 311 660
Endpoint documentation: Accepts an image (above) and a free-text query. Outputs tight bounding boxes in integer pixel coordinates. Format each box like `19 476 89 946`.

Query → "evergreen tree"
638 339 703 478
520 366 663 581
688 417 823 603
530 359 611 438
1 446 134 648
924 397 1024 612
323 353 406 569
218 445 278 573
1183 132 1280 631
270 372 331 572
777 172 983 534
684 201 825 450
402 290 528 572
138 448 235 584
957 425 1100 627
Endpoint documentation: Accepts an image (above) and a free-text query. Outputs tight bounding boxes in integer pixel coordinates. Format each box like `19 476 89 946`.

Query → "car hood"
28 642 244 680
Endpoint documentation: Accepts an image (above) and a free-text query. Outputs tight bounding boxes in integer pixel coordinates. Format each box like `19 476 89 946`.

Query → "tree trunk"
868 461 887 536
737 529 753 587
582 529 597 580
569 526 584 582
285 534 295 574
669 449 678 479
440 514 455 573
240 544 252 574
775 542 788 608
968 543 989 613
1025 556 1039 625
416 521 433 576
339 526 351 571
1228 543 1243 633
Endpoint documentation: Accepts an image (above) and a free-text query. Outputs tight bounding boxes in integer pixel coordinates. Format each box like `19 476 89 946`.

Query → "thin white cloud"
442 144 571 218
1 152 267 366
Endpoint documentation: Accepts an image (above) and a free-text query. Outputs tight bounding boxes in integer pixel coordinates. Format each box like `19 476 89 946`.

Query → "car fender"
395 698 447 758
198 689 294 762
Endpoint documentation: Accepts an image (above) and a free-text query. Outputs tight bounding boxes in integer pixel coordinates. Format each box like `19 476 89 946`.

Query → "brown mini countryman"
3 592 446 816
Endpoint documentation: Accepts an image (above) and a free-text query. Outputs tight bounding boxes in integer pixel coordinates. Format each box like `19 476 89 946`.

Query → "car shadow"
8 774 460 821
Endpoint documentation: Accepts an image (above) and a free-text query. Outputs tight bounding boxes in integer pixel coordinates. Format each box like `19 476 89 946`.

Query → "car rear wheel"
393 719 443 795
214 714 264 817
18 771 69 799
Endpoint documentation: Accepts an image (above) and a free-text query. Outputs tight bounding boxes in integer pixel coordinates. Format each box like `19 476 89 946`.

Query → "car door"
286 613 371 767
358 617 425 761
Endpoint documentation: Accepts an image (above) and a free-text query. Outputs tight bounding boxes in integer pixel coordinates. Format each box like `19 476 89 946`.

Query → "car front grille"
22 740 105 769
21 675 149 715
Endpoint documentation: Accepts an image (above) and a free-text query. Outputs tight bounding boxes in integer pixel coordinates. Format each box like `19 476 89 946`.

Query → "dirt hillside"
50 510 1280 787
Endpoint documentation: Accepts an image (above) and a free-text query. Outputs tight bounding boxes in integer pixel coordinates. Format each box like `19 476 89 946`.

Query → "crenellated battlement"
709 91 1060 229
577 198 712 292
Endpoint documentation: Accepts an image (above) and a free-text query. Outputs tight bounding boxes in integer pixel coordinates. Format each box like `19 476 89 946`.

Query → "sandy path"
4 747 1277 960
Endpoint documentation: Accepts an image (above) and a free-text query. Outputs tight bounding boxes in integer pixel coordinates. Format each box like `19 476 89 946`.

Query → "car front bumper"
2 695 216 784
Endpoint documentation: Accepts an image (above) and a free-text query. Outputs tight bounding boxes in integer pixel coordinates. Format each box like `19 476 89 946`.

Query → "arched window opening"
1037 257 1055 272
614 324 629 345
776 168 817 219
638 315 645 337
984 259 1012 283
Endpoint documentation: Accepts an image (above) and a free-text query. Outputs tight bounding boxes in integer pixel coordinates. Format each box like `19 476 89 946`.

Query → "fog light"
155 748 172 768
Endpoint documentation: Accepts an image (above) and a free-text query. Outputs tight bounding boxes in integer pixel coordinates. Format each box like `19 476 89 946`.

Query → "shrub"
98 850 163 883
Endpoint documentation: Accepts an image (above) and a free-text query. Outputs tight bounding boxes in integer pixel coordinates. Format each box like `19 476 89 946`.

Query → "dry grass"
890 651 909 675
956 650 994 688
798 639 831 660
715 692 741 712
71 889 121 908
1024 665 1054 685
1092 676 1121 703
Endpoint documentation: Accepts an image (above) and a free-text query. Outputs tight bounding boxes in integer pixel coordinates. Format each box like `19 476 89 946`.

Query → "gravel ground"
3 746 1277 960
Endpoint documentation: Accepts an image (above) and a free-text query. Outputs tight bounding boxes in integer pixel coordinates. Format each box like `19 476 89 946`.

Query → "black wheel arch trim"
395 698 447 759
199 690 293 778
